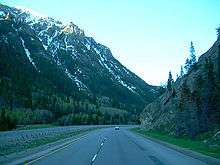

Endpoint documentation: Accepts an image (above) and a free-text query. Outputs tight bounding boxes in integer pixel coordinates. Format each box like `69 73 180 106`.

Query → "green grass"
26 128 95 150
131 128 220 159
1 127 100 155
15 124 57 130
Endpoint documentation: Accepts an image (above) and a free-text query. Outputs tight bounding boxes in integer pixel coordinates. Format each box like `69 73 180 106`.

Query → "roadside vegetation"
0 126 102 155
15 124 56 130
131 128 220 159
0 71 141 131
0 101 139 131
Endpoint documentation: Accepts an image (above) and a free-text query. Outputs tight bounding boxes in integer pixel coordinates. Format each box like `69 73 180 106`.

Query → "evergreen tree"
176 74 179 80
0 108 16 131
158 85 166 95
167 71 174 91
176 81 189 136
190 41 196 65
180 65 184 77
218 44 220 82
217 25 220 39
184 58 191 73
200 58 216 130
205 58 220 124
184 42 197 73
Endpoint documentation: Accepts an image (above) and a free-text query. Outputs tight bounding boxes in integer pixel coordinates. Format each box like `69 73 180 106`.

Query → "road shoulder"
130 129 220 165
0 129 99 165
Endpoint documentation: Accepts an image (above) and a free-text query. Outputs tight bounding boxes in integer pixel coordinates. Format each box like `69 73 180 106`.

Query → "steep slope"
0 4 159 112
140 37 220 137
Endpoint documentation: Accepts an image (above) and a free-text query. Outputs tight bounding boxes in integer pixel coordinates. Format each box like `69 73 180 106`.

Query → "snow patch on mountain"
0 4 155 96
96 48 115 75
115 75 137 93
27 13 138 93
20 37 39 72
93 46 137 93
64 36 75 50
84 38 92 50
120 80 137 93
64 68 87 91
85 43 90 50
123 67 130 75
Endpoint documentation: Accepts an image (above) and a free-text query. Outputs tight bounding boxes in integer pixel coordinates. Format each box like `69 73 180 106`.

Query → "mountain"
0 4 159 114
140 36 220 138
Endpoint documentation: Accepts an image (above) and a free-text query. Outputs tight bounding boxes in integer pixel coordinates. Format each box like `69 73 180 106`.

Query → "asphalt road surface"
30 127 208 165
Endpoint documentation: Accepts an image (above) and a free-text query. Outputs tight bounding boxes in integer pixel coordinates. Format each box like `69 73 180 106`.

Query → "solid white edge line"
25 134 88 165
92 154 97 162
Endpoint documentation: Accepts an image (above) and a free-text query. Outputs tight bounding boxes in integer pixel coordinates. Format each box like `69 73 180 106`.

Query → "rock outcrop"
141 38 220 137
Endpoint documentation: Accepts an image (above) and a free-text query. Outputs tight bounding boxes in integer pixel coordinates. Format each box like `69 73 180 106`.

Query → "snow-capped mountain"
0 4 159 111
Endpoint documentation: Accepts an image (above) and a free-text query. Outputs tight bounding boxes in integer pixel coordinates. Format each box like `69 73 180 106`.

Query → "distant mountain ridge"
0 4 159 112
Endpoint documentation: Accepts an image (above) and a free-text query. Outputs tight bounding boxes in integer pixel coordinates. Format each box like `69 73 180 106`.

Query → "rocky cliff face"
0 4 159 112
141 38 220 137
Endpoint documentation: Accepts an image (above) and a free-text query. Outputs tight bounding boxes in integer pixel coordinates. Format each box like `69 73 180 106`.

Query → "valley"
0 2 220 165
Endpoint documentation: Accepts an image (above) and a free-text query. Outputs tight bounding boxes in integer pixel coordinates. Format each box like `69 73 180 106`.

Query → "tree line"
0 76 139 131
165 26 220 138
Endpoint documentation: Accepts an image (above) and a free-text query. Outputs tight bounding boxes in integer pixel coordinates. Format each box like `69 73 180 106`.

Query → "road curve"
30 127 208 165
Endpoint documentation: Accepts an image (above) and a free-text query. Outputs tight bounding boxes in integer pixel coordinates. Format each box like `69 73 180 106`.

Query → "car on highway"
115 126 120 130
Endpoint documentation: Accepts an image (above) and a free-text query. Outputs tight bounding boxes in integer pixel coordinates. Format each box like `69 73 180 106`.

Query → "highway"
29 127 208 165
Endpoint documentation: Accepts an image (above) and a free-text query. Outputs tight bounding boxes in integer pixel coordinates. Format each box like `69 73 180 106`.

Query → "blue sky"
2 0 220 85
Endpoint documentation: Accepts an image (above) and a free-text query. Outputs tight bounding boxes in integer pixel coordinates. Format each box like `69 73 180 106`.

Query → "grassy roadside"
1 127 101 155
15 124 57 130
17 128 96 152
130 128 220 159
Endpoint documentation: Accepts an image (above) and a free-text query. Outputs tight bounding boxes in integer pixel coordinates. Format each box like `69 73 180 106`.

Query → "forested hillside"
0 4 160 130
141 29 220 139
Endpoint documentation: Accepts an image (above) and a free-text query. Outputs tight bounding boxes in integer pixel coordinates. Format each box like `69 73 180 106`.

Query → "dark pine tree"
189 41 197 65
180 65 184 77
218 44 220 82
167 71 174 91
184 42 197 73
202 58 216 130
184 58 191 73
217 25 220 39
